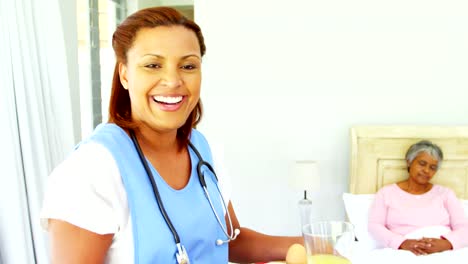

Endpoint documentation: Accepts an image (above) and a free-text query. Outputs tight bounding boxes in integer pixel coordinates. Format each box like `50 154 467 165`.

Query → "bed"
344 126 468 264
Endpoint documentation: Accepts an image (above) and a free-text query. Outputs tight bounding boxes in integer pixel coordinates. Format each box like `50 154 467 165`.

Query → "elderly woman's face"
408 152 439 185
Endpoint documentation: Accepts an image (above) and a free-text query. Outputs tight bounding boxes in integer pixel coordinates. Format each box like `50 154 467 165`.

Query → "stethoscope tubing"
130 131 181 243
130 130 236 247
187 141 237 242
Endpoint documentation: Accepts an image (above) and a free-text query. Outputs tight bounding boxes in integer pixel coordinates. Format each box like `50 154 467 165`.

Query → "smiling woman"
117 26 203 138
40 6 302 264
76 0 196 138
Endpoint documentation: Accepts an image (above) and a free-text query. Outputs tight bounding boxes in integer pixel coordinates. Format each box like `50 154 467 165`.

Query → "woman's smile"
151 95 186 112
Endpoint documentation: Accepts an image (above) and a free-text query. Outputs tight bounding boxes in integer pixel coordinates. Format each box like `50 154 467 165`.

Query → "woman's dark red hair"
108 7 206 147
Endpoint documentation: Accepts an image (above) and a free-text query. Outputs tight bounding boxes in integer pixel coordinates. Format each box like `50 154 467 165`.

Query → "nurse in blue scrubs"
41 6 302 264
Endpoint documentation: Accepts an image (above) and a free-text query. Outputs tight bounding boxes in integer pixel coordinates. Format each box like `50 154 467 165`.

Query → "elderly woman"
368 140 468 255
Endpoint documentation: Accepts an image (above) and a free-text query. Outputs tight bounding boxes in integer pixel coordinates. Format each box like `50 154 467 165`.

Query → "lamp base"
298 198 313 231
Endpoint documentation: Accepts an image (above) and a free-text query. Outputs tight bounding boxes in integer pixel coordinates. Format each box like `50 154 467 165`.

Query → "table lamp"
289 160 320 230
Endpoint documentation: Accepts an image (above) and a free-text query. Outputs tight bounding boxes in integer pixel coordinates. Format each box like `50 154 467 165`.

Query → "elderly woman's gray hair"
405 140 444 171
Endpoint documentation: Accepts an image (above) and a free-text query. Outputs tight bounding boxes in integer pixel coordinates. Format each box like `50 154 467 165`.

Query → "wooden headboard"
349 126 468 199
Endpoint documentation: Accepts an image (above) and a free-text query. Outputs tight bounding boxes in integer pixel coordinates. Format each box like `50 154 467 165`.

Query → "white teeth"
152 95 183 104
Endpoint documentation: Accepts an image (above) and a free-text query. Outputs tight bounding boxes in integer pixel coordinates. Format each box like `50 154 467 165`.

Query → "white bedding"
349 241 468 264
347 225 468 264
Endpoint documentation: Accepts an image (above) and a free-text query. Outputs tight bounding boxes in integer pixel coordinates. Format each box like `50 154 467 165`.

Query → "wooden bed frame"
349 126 468 199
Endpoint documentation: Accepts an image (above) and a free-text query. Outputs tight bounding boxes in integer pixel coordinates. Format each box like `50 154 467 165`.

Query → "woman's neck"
132 125 180 154
398 180 433 195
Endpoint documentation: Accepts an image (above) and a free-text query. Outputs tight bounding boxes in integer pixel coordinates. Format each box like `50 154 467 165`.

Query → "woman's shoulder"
191 129 224 156
431 184 457 197
371 184 399 201
62 141 114 167
377 183 399 194
432 184 450 190
190 128 207 140
50 142 119 186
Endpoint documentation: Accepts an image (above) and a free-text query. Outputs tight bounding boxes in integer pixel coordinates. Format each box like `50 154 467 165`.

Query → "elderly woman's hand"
399 239 432 255
419 237 453 254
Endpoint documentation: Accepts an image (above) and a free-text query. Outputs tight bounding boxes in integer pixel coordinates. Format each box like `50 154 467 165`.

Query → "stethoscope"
130 131 240 264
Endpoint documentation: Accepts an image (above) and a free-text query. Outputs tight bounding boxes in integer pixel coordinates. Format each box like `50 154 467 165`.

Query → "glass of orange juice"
302 221 354 264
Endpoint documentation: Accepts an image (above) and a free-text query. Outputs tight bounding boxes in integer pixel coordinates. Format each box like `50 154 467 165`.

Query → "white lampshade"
289 160 320 191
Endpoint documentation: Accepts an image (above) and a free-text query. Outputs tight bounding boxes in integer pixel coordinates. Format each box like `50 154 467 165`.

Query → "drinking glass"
302 221 354 264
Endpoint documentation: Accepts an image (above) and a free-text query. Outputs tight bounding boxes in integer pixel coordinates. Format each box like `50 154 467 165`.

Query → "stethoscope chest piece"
176 243 190 264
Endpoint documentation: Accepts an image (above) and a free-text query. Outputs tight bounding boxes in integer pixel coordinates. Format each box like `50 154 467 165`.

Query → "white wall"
195 0 468 236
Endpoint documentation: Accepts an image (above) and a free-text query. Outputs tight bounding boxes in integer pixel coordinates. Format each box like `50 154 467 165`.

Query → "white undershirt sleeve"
40 142 127 235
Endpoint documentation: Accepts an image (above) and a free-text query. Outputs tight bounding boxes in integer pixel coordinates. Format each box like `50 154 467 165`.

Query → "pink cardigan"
368 184 468 250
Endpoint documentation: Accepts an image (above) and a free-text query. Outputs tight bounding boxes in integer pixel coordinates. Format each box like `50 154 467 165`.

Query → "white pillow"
404 225 451 240
342 193 379 251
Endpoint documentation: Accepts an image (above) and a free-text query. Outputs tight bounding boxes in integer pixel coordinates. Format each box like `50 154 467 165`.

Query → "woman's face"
119 25 202 133
407 152 439 185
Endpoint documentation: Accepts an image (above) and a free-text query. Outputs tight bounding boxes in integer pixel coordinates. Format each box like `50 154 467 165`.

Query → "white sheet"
349 241 468 264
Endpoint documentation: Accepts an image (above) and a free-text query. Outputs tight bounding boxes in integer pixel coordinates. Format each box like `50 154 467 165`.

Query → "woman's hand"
399 237 453 255
419 237 453 254
399 239 432 255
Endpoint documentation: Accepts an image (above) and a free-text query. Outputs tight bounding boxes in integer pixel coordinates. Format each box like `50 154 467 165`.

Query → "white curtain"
0 0 79 263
